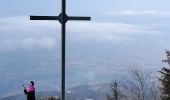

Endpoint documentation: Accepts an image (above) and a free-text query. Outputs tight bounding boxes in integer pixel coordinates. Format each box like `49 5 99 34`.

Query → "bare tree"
150 81 161 100
107 67 161 100
121 67 160 100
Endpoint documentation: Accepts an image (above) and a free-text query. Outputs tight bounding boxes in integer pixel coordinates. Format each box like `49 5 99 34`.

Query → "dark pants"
24 90 35 100
27 92 35 100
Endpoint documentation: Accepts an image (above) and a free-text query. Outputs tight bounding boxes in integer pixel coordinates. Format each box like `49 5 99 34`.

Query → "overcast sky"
0 0 170 97
0 0 170 50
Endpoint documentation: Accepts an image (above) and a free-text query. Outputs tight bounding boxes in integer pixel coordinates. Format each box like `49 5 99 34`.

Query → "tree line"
107 50 170 100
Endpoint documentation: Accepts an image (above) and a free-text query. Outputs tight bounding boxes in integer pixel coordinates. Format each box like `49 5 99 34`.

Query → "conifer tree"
159 50 170 100
106 81 119 100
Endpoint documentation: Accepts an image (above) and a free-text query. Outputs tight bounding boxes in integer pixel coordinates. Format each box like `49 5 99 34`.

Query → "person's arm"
23 85 28 95
24 89 28 95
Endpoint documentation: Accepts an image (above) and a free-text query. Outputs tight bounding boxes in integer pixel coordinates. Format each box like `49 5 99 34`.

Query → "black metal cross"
30 0 91 100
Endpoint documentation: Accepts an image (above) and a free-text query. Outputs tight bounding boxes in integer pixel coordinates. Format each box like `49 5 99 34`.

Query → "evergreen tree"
106 81 118 100
159 67 170 100
159 50 170 100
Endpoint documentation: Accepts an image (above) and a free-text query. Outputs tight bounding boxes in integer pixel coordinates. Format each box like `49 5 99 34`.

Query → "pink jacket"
28 85 35 92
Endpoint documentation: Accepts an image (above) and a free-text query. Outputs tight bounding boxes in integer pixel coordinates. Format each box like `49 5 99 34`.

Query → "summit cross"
30 0 91 100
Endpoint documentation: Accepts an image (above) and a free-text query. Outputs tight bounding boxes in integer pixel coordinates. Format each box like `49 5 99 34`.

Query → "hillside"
0 84 109 100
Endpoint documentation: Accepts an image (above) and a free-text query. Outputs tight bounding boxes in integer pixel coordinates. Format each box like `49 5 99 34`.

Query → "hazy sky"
0 0 170 51
0 0 170 97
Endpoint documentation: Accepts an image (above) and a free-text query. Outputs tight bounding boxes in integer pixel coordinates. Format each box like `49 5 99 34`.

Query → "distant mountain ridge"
0 91 59 100
0 83 109 100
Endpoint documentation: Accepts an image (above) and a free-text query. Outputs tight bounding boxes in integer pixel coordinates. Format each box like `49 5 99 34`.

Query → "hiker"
23 81 36 100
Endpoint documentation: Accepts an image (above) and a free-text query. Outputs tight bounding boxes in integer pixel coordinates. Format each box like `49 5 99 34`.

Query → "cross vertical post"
61 0 66 100
30 0 91 100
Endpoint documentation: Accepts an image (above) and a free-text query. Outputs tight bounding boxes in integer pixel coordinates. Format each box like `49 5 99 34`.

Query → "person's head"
30 81 34 86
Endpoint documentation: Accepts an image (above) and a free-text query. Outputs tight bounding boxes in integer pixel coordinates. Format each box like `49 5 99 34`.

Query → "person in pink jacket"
24 81 35 100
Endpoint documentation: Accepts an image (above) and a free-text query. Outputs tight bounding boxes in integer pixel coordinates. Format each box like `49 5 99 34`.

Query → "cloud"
108 10 170 16
0 37 56 51
0 16 59 50
0 16 159 50
0 16 60 35
67 22 158 42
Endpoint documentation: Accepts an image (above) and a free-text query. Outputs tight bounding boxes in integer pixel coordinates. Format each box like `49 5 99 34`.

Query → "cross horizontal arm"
30 16 59 20
68 16 91 21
